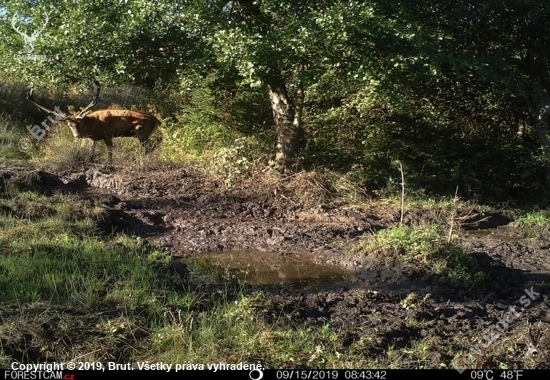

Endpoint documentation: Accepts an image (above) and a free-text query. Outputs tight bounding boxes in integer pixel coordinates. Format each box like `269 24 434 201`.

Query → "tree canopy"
1 0 550 196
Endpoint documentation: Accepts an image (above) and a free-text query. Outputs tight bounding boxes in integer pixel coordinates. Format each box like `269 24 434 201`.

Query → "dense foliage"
2 0 550 200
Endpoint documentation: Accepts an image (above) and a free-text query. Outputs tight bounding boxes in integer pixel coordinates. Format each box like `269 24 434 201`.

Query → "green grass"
0 113 33 160
0 187 381 368
148 294 349 367
515 211 549 228
0 189 181 363
353 225 486 288
0 192 168 311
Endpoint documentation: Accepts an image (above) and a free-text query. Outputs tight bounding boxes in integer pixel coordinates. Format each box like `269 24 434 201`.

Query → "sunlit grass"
515 211 549 227
352 225 486 288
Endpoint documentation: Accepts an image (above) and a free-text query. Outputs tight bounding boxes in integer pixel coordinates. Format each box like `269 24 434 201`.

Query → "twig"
448 186 459 243
394 160 405 227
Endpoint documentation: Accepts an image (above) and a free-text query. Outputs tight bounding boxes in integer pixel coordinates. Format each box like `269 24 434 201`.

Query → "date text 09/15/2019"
275 370 387 380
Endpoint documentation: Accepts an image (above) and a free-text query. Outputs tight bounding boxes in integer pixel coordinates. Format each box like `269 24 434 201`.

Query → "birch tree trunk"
267 77 301 167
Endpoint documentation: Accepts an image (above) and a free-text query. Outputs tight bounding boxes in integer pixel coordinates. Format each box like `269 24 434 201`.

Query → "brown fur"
66 110 161 165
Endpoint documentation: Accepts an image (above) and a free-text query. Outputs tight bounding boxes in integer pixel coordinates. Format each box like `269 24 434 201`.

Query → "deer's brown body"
67 109 159 140
27 81 161 165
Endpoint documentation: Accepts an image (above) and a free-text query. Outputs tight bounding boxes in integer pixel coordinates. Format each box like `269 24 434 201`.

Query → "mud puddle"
461 226 529 242
185 251 361 290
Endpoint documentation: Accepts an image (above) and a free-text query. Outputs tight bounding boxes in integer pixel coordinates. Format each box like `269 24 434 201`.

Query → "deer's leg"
104 138 113 166
140 138 154 155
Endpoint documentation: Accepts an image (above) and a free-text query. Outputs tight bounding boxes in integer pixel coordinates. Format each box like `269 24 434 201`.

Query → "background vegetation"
0 0 549 202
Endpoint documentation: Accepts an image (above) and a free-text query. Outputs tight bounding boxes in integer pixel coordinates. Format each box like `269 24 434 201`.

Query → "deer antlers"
76 80 101 118
27 80 101 119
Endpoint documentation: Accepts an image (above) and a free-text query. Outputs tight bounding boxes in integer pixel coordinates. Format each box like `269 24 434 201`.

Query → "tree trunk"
532 85 550 183
267 77 301 167
293 81 304 132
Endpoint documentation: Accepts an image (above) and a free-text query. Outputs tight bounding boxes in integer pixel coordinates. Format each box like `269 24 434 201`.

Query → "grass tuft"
515 211 549 228
353 225 486 288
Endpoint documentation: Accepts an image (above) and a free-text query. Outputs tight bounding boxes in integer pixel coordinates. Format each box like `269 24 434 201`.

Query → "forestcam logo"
11 11 48 61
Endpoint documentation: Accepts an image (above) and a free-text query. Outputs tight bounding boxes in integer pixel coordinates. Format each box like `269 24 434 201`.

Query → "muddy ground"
2 162 550 369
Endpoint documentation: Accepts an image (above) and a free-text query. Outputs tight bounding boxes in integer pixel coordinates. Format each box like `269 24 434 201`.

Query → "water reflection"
185 251 359 290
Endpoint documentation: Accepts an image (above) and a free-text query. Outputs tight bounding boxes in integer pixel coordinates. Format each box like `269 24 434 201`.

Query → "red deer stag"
27 81 161 166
